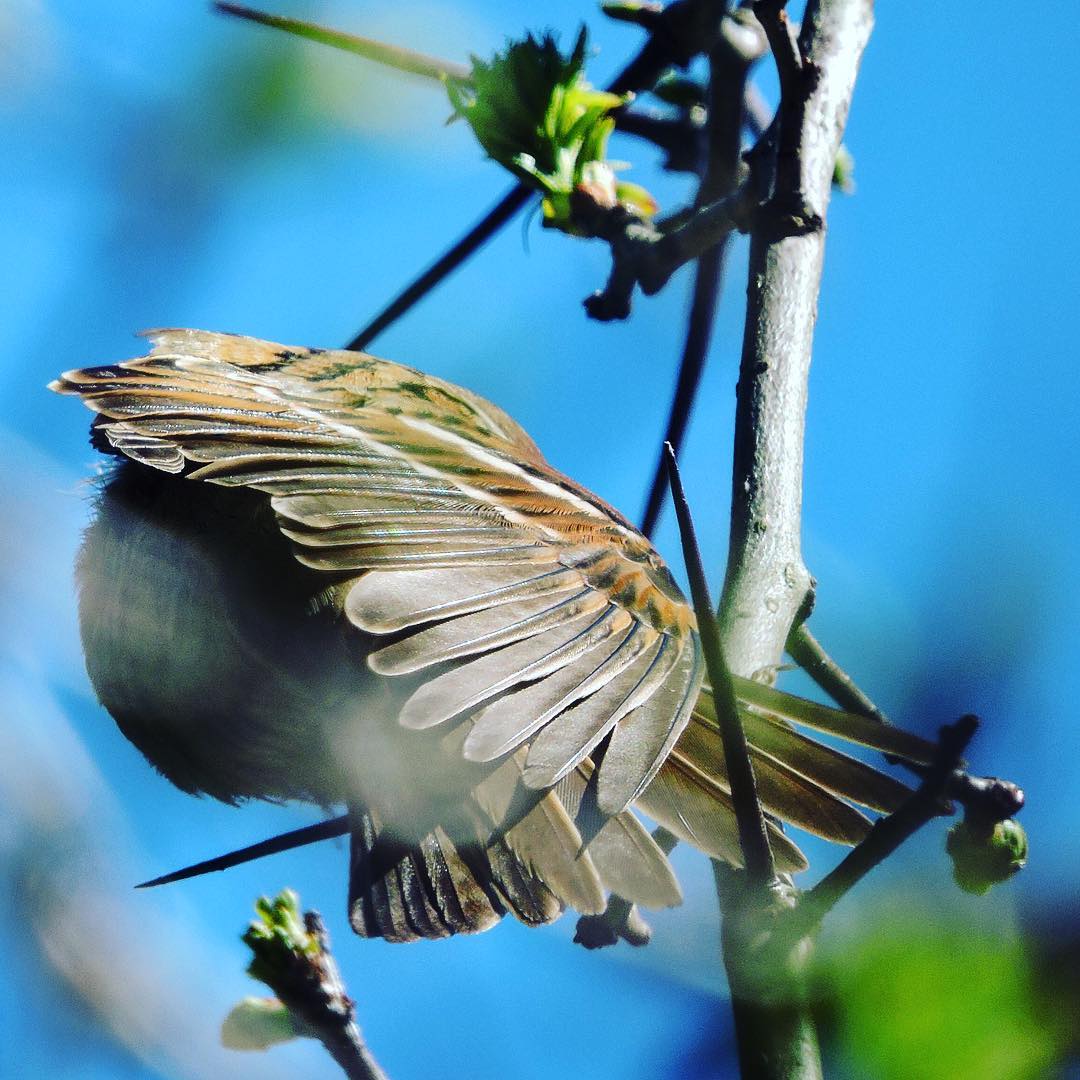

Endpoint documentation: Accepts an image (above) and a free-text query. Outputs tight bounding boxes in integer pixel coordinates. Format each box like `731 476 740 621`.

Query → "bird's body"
78 464 365 805
54 330 930 942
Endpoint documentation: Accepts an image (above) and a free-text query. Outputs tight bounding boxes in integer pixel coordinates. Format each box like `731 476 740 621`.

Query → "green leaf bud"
447 29 655 230
946 818 1028 895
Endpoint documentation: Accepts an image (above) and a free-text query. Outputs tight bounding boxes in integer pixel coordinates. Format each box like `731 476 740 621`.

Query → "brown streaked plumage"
52 330 932 943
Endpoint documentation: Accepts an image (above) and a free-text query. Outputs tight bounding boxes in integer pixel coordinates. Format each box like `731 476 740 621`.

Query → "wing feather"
462 619 643 767
461 615 637 762
637 758 808 874
521 628 664 789
345 566 585 634
553 764 682 909
597 636 703 814
470 754 605 915
732 676 935 764
398 605 631 732
739 710 910 814
369 588 607 676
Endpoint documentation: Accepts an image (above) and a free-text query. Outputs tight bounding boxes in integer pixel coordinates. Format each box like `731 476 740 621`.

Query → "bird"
51 329 933 943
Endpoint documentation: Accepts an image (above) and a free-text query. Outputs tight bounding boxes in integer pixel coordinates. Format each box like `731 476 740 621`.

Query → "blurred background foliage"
1 1 1077 1077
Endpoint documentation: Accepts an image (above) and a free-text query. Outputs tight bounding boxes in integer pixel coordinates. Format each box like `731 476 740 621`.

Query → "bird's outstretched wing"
54 330 935 928
52 329 704 817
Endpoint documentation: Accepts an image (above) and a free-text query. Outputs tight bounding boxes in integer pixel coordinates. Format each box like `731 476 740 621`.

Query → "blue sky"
2 2 1077 1077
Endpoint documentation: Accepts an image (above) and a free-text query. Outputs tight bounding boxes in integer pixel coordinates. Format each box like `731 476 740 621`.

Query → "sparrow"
51 330 931 942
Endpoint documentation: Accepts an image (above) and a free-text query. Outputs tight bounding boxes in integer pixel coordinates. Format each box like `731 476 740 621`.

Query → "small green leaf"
651 74 705 110
615 180 659 218
243 889 321 985
600 1 663 27
833 144 856 194
447 29 655 230
222 997 301 1051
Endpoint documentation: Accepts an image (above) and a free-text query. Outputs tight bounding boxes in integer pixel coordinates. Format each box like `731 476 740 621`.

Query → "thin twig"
582 176 763 321
639 16 767 536
214 2 470 81
753 0 802 191
752 0 822 233
789 716 979 937
640 246 726 535
665 444 775 886
136 815 349 888
346 186 531 351
656 185 762 264
786 621 890 723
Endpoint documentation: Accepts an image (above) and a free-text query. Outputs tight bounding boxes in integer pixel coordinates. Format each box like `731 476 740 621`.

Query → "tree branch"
752 0 821 232
296 912 388 1080
582 178 759 321
346 186 531 351
639 247 726 533
718 0 874 677
713 1 875 1076
786 621 890 723
239 891 389 1080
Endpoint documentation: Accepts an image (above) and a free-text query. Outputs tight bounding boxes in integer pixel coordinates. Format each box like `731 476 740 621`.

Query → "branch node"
750 0 825 241
753 192 823 241
583 182 759 321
